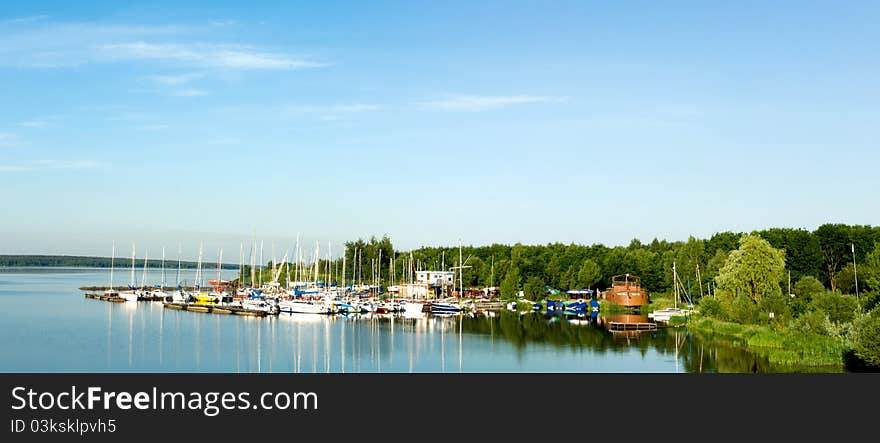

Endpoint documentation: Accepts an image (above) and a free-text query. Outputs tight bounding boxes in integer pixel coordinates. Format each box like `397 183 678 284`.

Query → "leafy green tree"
523 276 547 300
756 228 823 282
792 276 825 316
500 266 521 299
715 234 787 305
834 263 857 295
862 242 880 293
814 223 851 292
576 258 601 289
794 276 825 301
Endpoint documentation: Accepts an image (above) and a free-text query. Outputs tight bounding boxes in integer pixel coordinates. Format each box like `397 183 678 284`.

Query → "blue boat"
430 302 461 313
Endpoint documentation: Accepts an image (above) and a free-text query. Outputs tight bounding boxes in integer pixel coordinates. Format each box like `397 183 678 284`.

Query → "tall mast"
141 249 148 289
196 242 203 289
314 241 320 286
294 233 300 286
673 261 678 309
130 242 136 288
238 242 244 290
250 241 256 287
109 240 115 290
696 264 703 300
176 243 181 287
259 240 264 287
217 247 222 286
490 255 494 288
161 246 166 289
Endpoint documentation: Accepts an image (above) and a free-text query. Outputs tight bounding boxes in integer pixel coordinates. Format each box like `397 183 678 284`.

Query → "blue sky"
1 1 878 260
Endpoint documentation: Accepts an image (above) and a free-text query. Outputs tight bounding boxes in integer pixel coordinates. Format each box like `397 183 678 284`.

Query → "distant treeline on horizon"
0 255 241 270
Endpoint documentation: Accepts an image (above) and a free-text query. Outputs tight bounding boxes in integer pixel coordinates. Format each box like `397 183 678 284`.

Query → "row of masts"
107 238 484 297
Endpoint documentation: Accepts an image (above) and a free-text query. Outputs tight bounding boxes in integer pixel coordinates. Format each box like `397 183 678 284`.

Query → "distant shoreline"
0 255 243 270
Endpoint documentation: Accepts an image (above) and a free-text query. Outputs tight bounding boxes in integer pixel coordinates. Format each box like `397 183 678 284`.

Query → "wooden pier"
84 293 126 303
608 321 657 331
162 303 272 317
472 301 506 310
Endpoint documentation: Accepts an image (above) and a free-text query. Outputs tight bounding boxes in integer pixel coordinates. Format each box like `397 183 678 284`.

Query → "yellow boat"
192 293 219 304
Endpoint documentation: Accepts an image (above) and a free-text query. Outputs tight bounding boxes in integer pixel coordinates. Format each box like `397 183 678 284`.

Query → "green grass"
688 316 846 369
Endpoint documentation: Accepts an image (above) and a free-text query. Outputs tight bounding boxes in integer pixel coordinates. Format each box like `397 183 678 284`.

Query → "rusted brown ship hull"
603 287 649 307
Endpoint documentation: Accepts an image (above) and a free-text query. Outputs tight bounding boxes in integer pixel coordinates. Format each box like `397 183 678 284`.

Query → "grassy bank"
687 316 846 369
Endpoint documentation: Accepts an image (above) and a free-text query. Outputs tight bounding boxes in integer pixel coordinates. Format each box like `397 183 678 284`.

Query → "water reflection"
88 301 801 373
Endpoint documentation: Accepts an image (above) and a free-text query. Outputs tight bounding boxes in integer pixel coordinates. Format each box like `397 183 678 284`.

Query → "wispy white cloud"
0 21 185 67
2 15 50 24
283 103 383 121
0 159 100 172
145 71 205 85
16 120 48 128
170 88 209 97
0 132 21 146
420 94 565 112
97 42 325 70
0 20 325 71
285 103 383 114
136 124 170 131
210 20 238 27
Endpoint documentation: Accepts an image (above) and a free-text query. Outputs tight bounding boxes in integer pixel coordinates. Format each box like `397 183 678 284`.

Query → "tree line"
325 224 880 299
0 255 239 270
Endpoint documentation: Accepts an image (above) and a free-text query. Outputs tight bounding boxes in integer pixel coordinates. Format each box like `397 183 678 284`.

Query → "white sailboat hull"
402 300 425 314
119 291 138 302
278 300 335 314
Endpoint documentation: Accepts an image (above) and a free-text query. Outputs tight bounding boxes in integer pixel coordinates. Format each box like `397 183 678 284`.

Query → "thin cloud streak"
97 42 326 70
0 133 21 146
146 72 205 85
0 160 101 172
16 120 48 128
420 94 565 112
0 20 324 71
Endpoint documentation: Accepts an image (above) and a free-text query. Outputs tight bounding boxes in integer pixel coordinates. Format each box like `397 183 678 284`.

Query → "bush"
697 297 725 319
728 295 760 325
793 276 825 301
851 311 880 368
791 276 825 316
758 293 792 327
860 291 880 314
810 291 859 324
790 310 829 336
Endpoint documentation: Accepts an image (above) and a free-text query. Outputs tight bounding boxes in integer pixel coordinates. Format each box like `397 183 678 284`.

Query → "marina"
0 266 811 373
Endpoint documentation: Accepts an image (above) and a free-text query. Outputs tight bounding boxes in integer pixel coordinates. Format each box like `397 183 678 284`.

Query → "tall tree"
576 258 601 289
815 223 851 292
500 266 521 299
715 234 787 304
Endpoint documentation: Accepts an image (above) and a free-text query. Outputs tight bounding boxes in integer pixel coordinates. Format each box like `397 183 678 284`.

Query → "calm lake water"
0 268 788 373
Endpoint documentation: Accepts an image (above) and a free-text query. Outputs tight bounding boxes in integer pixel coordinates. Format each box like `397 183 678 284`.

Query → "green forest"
243 223 880 299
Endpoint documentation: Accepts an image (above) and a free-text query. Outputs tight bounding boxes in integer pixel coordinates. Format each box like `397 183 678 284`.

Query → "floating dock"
162 303 272 317
84 293 126 303
608 321 657 331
